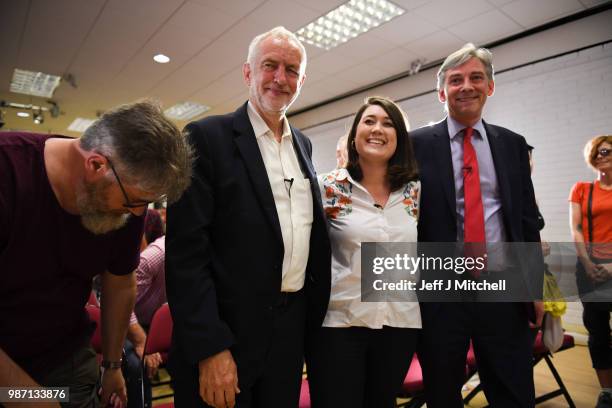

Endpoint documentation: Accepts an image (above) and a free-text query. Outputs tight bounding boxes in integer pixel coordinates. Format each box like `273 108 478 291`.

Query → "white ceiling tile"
188 0 265 18
190 67 246 103
309 51 360 75
145 24 213 60
167 2 240 40
403 30 465 62
448 9 523 44
340 62 394 86
105 0 184 17
364 47 421 76
501 0 585 27
413 0 495 27
333 33 398 59
148 63 216 105
181 19 263 90
246 0 322 31
486 0 517 6
303 43 327 60
370 11 440 46
392 0 433 10
292 77 350 110
18 0 106 75
293 0 347 14
0 1 29 91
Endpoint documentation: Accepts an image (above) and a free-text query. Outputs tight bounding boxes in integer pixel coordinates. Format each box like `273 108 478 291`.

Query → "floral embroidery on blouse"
402 182 419 219
322 169 353 219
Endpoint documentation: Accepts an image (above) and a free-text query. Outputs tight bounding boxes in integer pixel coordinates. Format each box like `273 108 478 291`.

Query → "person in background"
306 96 420 408
411 43 543 407
140 208 164 251
0 100 192 407
166 26 331 408
123 234 167 408
335 133 349 168
569 135 612 408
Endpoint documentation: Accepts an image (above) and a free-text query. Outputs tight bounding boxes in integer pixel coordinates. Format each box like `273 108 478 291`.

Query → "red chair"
87 290 99 307
398 349 475 408
86 304 102 363
463 332 576 407
144 303 174 402
299 378 311 408
397 354 426 408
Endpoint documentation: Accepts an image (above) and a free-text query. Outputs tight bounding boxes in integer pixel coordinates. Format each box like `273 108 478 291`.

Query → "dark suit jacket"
166 102 331 387
411 118 543 307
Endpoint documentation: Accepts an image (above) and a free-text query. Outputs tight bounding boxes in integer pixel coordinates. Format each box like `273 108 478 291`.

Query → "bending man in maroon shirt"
0 100 192 407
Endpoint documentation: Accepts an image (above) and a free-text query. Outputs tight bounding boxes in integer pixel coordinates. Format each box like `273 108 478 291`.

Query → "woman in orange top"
569 135 612 407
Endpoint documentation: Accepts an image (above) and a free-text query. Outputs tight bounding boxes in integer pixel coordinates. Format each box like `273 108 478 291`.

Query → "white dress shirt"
247 102 313 292
318 168 422 329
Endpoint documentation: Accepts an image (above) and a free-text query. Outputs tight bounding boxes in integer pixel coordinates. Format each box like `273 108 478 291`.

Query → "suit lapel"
232 103 283 244
483 121 513 226
433 120 457 216
291 128 326 223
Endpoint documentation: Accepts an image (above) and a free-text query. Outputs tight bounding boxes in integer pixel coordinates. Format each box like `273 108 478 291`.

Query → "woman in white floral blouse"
306 96 421 408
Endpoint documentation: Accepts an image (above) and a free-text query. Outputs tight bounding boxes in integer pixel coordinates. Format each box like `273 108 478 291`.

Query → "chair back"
86 304 103 363
144 303 173 362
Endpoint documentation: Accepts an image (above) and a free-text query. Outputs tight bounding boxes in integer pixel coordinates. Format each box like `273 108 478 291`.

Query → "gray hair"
246 26 307 76
80 100 193 203
437 43 494 90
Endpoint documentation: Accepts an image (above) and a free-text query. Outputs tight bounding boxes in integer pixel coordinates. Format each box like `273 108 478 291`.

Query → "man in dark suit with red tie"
165 26 331 408
411 43 544 407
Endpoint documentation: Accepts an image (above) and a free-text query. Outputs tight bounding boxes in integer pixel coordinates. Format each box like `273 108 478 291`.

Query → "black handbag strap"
587 182 594 256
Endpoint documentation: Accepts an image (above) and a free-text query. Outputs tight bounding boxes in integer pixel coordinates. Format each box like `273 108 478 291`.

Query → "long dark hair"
346 96 418 191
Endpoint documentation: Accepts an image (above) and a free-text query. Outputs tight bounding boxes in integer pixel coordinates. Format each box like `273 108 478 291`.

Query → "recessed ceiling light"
10 68 62 98
17 112 30 118
67 117 96 132
295 0 405 50
153 54 170 64
33 110 44 125
164 102 210 120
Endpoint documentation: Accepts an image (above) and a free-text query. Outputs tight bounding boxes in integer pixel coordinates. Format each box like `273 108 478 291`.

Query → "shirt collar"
247 101 292 140
447 116 486 140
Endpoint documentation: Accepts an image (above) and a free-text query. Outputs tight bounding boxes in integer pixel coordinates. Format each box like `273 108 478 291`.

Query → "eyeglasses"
597 148 610 158
104 156 153 209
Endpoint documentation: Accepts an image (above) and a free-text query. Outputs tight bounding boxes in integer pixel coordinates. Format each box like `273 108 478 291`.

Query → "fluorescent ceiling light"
17 112 30 118
153 54 170 63
10 68 62 98
164 102 210 121
67 117 96 133
296 0 405 50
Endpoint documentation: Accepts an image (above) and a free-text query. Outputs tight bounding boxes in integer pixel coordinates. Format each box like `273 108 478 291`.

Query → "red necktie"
463 127 486 278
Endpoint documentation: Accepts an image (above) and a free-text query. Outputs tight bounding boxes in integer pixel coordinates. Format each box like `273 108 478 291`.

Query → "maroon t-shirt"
0 132 144 380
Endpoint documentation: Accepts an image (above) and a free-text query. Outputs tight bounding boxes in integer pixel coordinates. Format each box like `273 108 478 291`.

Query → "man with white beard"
0 100 192 408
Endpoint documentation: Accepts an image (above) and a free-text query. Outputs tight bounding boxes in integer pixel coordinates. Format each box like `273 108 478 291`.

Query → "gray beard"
76 180 130 235
80 212 129 235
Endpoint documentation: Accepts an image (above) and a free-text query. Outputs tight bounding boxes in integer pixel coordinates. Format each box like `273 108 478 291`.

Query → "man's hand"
100 368 127 408
198 349 240 408
529 300 545 329
144 352 163 379
540 241 551 257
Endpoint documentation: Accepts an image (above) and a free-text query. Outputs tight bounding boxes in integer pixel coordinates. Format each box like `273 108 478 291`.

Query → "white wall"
300 16 612 330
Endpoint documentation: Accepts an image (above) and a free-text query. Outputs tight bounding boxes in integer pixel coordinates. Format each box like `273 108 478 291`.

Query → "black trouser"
419 302 534 408
172 290 307 408
306 326 418 408
39 344 100 408
583 302 612 369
